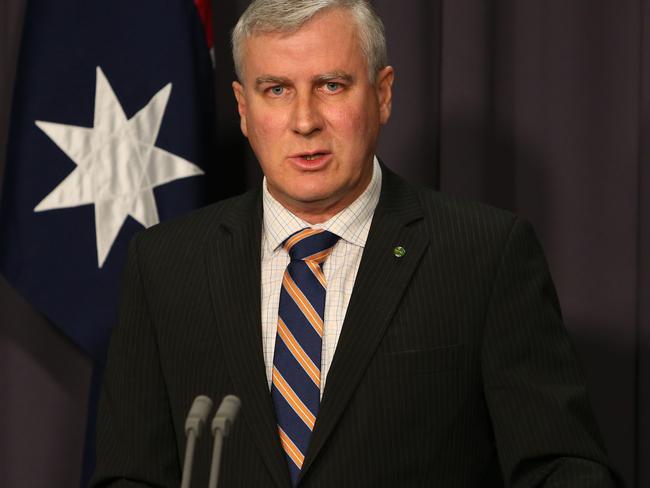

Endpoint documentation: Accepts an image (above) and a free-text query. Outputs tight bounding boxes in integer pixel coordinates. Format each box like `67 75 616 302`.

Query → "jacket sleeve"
481 218 622 487
90 235 180 487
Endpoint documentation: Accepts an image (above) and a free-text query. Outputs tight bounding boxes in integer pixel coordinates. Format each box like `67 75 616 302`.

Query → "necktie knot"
283 228 340 262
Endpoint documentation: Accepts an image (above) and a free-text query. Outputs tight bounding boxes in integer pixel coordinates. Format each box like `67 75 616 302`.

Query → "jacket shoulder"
416 186 518 232
130 189 260 256
380 164 518 235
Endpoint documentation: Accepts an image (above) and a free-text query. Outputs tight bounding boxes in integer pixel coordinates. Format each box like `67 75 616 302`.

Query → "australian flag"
0 0 217 364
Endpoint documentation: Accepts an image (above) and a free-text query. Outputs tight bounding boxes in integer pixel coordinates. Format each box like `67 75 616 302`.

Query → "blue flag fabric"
0 0 216 363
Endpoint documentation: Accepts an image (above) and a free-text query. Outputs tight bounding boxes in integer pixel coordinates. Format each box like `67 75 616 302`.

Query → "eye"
325 82 341 92
270 86 285 96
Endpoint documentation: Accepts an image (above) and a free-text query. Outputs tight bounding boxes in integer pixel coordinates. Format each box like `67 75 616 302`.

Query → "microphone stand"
207 395 241 488
180 395 213 488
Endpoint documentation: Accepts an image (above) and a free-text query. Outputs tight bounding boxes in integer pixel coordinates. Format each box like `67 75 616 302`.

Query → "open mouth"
301 153 327 161
289 151 332 167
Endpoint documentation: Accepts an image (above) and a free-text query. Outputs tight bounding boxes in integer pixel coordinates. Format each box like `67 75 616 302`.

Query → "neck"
271 172 374 224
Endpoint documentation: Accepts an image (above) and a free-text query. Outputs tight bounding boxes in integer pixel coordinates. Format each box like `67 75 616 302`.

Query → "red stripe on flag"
194 0 214 49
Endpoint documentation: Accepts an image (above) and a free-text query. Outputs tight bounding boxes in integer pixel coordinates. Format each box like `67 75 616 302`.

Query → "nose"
291 91 323 136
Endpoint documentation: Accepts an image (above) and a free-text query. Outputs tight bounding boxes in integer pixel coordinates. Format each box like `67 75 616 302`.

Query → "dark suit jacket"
92 166 618 487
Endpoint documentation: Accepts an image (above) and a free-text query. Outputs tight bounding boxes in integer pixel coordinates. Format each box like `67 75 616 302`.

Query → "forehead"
241 9 367 80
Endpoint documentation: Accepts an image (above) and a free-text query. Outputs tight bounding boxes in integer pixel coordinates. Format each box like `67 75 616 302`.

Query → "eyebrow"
313 71 354 84
254 75 291 87
254 71 354 88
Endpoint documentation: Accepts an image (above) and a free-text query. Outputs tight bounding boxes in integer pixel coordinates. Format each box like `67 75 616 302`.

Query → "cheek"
326 98 379 143
248 111 288 149
327 107 366 140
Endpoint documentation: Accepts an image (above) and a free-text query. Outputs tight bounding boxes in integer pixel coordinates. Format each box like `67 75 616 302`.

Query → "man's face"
232 8 394 222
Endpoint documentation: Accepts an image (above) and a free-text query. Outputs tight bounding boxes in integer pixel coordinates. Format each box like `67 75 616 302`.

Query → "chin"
285 181 337 202
289 191 335 206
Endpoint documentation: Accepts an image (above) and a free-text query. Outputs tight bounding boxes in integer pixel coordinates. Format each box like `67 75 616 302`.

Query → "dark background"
1 0 648 486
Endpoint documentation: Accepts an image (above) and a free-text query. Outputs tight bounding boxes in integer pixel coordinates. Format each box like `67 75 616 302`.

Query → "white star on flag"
34 67 204 268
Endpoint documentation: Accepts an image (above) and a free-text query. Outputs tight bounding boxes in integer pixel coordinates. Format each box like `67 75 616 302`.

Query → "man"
92 1 619 486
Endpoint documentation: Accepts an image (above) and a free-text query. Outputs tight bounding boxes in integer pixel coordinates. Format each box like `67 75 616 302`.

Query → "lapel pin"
393 246 406 258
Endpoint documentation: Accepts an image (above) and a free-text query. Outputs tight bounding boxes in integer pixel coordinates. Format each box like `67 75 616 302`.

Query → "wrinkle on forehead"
241 8 365 84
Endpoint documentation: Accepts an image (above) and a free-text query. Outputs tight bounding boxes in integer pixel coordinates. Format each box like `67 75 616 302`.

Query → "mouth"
290 150 330 159
288 150 332 169
302 153 325 161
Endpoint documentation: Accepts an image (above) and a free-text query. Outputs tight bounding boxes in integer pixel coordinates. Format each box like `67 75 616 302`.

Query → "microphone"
208 395 242 488
180 395 213 488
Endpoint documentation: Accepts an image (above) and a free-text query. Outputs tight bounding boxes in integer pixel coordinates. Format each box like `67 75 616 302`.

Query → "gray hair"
232 0 388 83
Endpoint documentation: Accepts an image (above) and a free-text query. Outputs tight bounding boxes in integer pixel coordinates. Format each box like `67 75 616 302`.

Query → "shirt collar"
262 156 382 253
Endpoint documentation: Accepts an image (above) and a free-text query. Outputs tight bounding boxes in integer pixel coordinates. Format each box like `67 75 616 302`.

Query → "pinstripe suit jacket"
92 166 618 487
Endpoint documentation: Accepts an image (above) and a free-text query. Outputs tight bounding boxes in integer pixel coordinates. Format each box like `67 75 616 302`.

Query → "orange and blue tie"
272 228 340 485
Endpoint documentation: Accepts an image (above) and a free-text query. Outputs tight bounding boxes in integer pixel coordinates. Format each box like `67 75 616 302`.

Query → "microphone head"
184 395 213 436
212 395 241 436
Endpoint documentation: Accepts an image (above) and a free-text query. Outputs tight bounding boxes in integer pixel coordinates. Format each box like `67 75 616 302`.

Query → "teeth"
304 154 321 161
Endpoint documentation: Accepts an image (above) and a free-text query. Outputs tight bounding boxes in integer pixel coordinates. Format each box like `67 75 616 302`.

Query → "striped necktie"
272 228 340 485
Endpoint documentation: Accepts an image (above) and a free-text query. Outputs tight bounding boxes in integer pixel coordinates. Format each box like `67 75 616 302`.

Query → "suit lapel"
300 169 429 481
205 191 291 488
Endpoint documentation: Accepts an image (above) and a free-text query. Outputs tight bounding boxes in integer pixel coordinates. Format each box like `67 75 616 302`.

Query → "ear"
375 66 394 125
232 81 248 137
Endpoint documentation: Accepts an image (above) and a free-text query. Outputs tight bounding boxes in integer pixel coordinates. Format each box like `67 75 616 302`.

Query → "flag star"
34 66 204 268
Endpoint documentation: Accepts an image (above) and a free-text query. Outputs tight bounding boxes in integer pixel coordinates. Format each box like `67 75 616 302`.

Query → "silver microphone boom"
181 395 213 488
208 395 242 488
